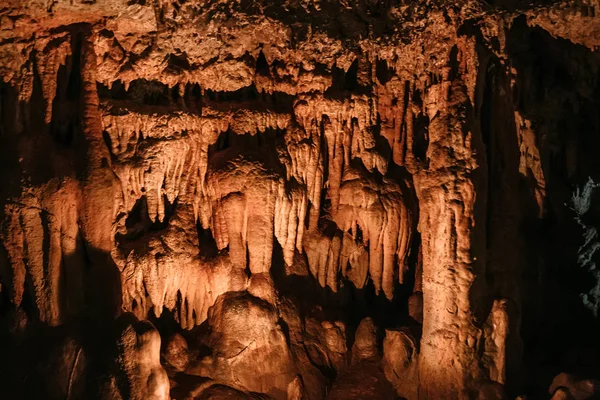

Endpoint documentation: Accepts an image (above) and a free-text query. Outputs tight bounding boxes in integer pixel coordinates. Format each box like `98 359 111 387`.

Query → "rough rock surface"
351 317 378 363
115 315 170 400
549 373 600 400
383 328 419 399
1 0 600 399
164 333 190 372
187 292 297 399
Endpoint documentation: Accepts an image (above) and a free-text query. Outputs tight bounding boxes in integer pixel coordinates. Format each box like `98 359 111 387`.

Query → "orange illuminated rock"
164 333 189 372
187 292 298 399
116 315 170 400
0 1 598 399
383 328 419 399
351 317 378 364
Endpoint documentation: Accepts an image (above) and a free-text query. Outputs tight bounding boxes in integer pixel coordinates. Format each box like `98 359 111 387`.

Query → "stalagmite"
383 328 419 399
80 38 117 258
483 299 511 385
116 316 170 400
415 40 489 398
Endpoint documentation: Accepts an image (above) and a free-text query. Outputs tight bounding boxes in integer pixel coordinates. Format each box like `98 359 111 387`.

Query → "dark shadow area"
411 90 429 163
98 79 295 116
270 230 420 352
207 127 288 178
0 241 124 400
476 50 545 395
503 16 600 396
0 81 24 218
196 224 220 259
49 33 82 146
375 58 393 86
255 50 271 77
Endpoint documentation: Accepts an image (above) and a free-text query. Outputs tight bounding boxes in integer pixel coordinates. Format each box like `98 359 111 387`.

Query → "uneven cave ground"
1 0 600 399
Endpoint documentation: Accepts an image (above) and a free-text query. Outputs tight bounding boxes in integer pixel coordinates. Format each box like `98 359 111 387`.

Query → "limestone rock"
286 376 305 400
351 317 378 364
115 315 170 400
327 360 396 400
476 381 507 400
382 328 418 399
0 1 599 399
164 333 189 372
551 387 574 400
549 373 600 400
408 292 423 324
187 292 297 399
193 384 272 400
304 318 348 374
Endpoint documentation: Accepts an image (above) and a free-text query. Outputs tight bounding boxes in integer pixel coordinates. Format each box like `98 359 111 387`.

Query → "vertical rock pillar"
415 39 488 399
79 36 114 254
79 34 119 315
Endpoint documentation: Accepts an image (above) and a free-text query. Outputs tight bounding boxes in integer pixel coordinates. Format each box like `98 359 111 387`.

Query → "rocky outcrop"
383 328 419 399
115 315 170 400
164 333 190 373
549 373 600 400
350 317 378 363
187 292 298 399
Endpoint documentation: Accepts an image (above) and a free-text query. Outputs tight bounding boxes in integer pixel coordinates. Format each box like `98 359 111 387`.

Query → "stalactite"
35 35 72 124
79 37 117 258
515 111 546 216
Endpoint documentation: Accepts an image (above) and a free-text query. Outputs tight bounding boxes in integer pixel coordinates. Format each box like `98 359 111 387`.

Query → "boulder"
382 328 418 399
550 373 600 400
351 317 378 364
187 292 297 400
115 314 170 400
164 333 189 372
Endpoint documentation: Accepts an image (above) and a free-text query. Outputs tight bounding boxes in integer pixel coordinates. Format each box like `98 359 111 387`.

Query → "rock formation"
1 0 600 399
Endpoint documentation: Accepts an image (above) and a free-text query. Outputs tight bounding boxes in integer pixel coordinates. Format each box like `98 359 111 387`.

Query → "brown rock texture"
1 0 600 399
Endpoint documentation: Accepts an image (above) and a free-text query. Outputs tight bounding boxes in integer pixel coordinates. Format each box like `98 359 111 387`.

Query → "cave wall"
1 1 600 399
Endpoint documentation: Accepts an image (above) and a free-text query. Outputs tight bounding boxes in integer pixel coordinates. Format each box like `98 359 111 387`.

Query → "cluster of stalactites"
0 181 84 326
2 32 73 121
105 89 414 326
103 105 291 224
292 95 413 299
302 171 412 300
0 29 431 329
120 241 245 330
